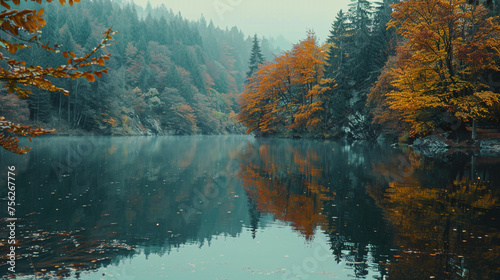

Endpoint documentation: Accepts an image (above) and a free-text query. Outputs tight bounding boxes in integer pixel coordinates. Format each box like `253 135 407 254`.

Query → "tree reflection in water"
239 138 499 280
0 136 498 279
367 152 500 280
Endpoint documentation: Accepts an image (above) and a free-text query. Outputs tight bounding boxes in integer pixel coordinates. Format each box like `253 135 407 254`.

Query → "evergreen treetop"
246 34 265 79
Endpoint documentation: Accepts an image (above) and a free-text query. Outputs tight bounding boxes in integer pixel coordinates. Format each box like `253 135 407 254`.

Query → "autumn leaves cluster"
239 34 335 137
372 0 500 138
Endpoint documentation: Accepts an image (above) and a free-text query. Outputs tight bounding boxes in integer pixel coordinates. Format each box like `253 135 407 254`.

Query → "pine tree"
246 34 265 79
347 0 373 84
371 0 398 71
324 10 353 123
325 10 351 82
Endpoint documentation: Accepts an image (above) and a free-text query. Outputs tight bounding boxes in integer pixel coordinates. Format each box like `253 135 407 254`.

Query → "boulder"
412 135 450 157
480 139 500 157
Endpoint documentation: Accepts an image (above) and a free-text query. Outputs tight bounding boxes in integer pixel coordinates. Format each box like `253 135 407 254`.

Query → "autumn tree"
0 0 114 153
387 0 500 139
367 56 402 136
238 33 334 137
238 65 272 134
288 34 334 133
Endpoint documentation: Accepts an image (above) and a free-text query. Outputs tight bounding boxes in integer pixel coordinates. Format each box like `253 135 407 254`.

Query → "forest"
1 0 500 154
0 0 283 147
239 0 500 143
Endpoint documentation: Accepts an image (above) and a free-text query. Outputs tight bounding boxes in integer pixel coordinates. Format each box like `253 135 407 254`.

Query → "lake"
0 135 498 280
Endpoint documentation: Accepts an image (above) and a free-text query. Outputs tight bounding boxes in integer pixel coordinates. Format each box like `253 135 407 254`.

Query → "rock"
412 135 450 157
480 139 500 157
143 117 163 136
340 111 374 140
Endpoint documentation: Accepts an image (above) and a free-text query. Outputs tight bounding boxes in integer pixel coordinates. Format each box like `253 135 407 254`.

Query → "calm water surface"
0 135 498 279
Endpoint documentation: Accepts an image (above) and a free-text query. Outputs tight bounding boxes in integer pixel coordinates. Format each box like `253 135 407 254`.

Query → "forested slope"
0 0 278 135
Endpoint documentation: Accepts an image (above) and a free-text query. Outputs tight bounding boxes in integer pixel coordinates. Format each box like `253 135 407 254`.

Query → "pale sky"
133 0 351 47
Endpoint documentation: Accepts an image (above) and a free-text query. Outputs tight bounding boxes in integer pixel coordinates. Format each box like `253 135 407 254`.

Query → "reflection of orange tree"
368 168 500 280
239 144 335 239
371 150 423 185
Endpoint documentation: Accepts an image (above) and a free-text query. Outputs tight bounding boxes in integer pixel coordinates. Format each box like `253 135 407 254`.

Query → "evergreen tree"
371 0 398 71
347 0 373 84
324 10 352 123
325 10 351 82
246 34 265 79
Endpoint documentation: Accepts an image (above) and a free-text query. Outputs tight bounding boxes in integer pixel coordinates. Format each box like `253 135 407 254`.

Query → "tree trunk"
58 92 62 121
67 91 70 123
471 155 476 180
73 80 78 126
36 93 40 122
472 119 477 141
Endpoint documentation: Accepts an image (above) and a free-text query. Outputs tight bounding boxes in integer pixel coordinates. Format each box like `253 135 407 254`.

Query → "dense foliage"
372 0 500 140
238 33 334 137
240 0 400 140
239 0 500 142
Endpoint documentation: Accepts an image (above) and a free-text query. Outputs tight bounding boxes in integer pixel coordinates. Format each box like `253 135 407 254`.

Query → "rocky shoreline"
403 134 500 158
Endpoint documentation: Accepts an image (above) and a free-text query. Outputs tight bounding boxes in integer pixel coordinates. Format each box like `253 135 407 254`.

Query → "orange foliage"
238 33 336 136
103 117 118 127
387 0 500 137
367 55 408 135
0 116 55 154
